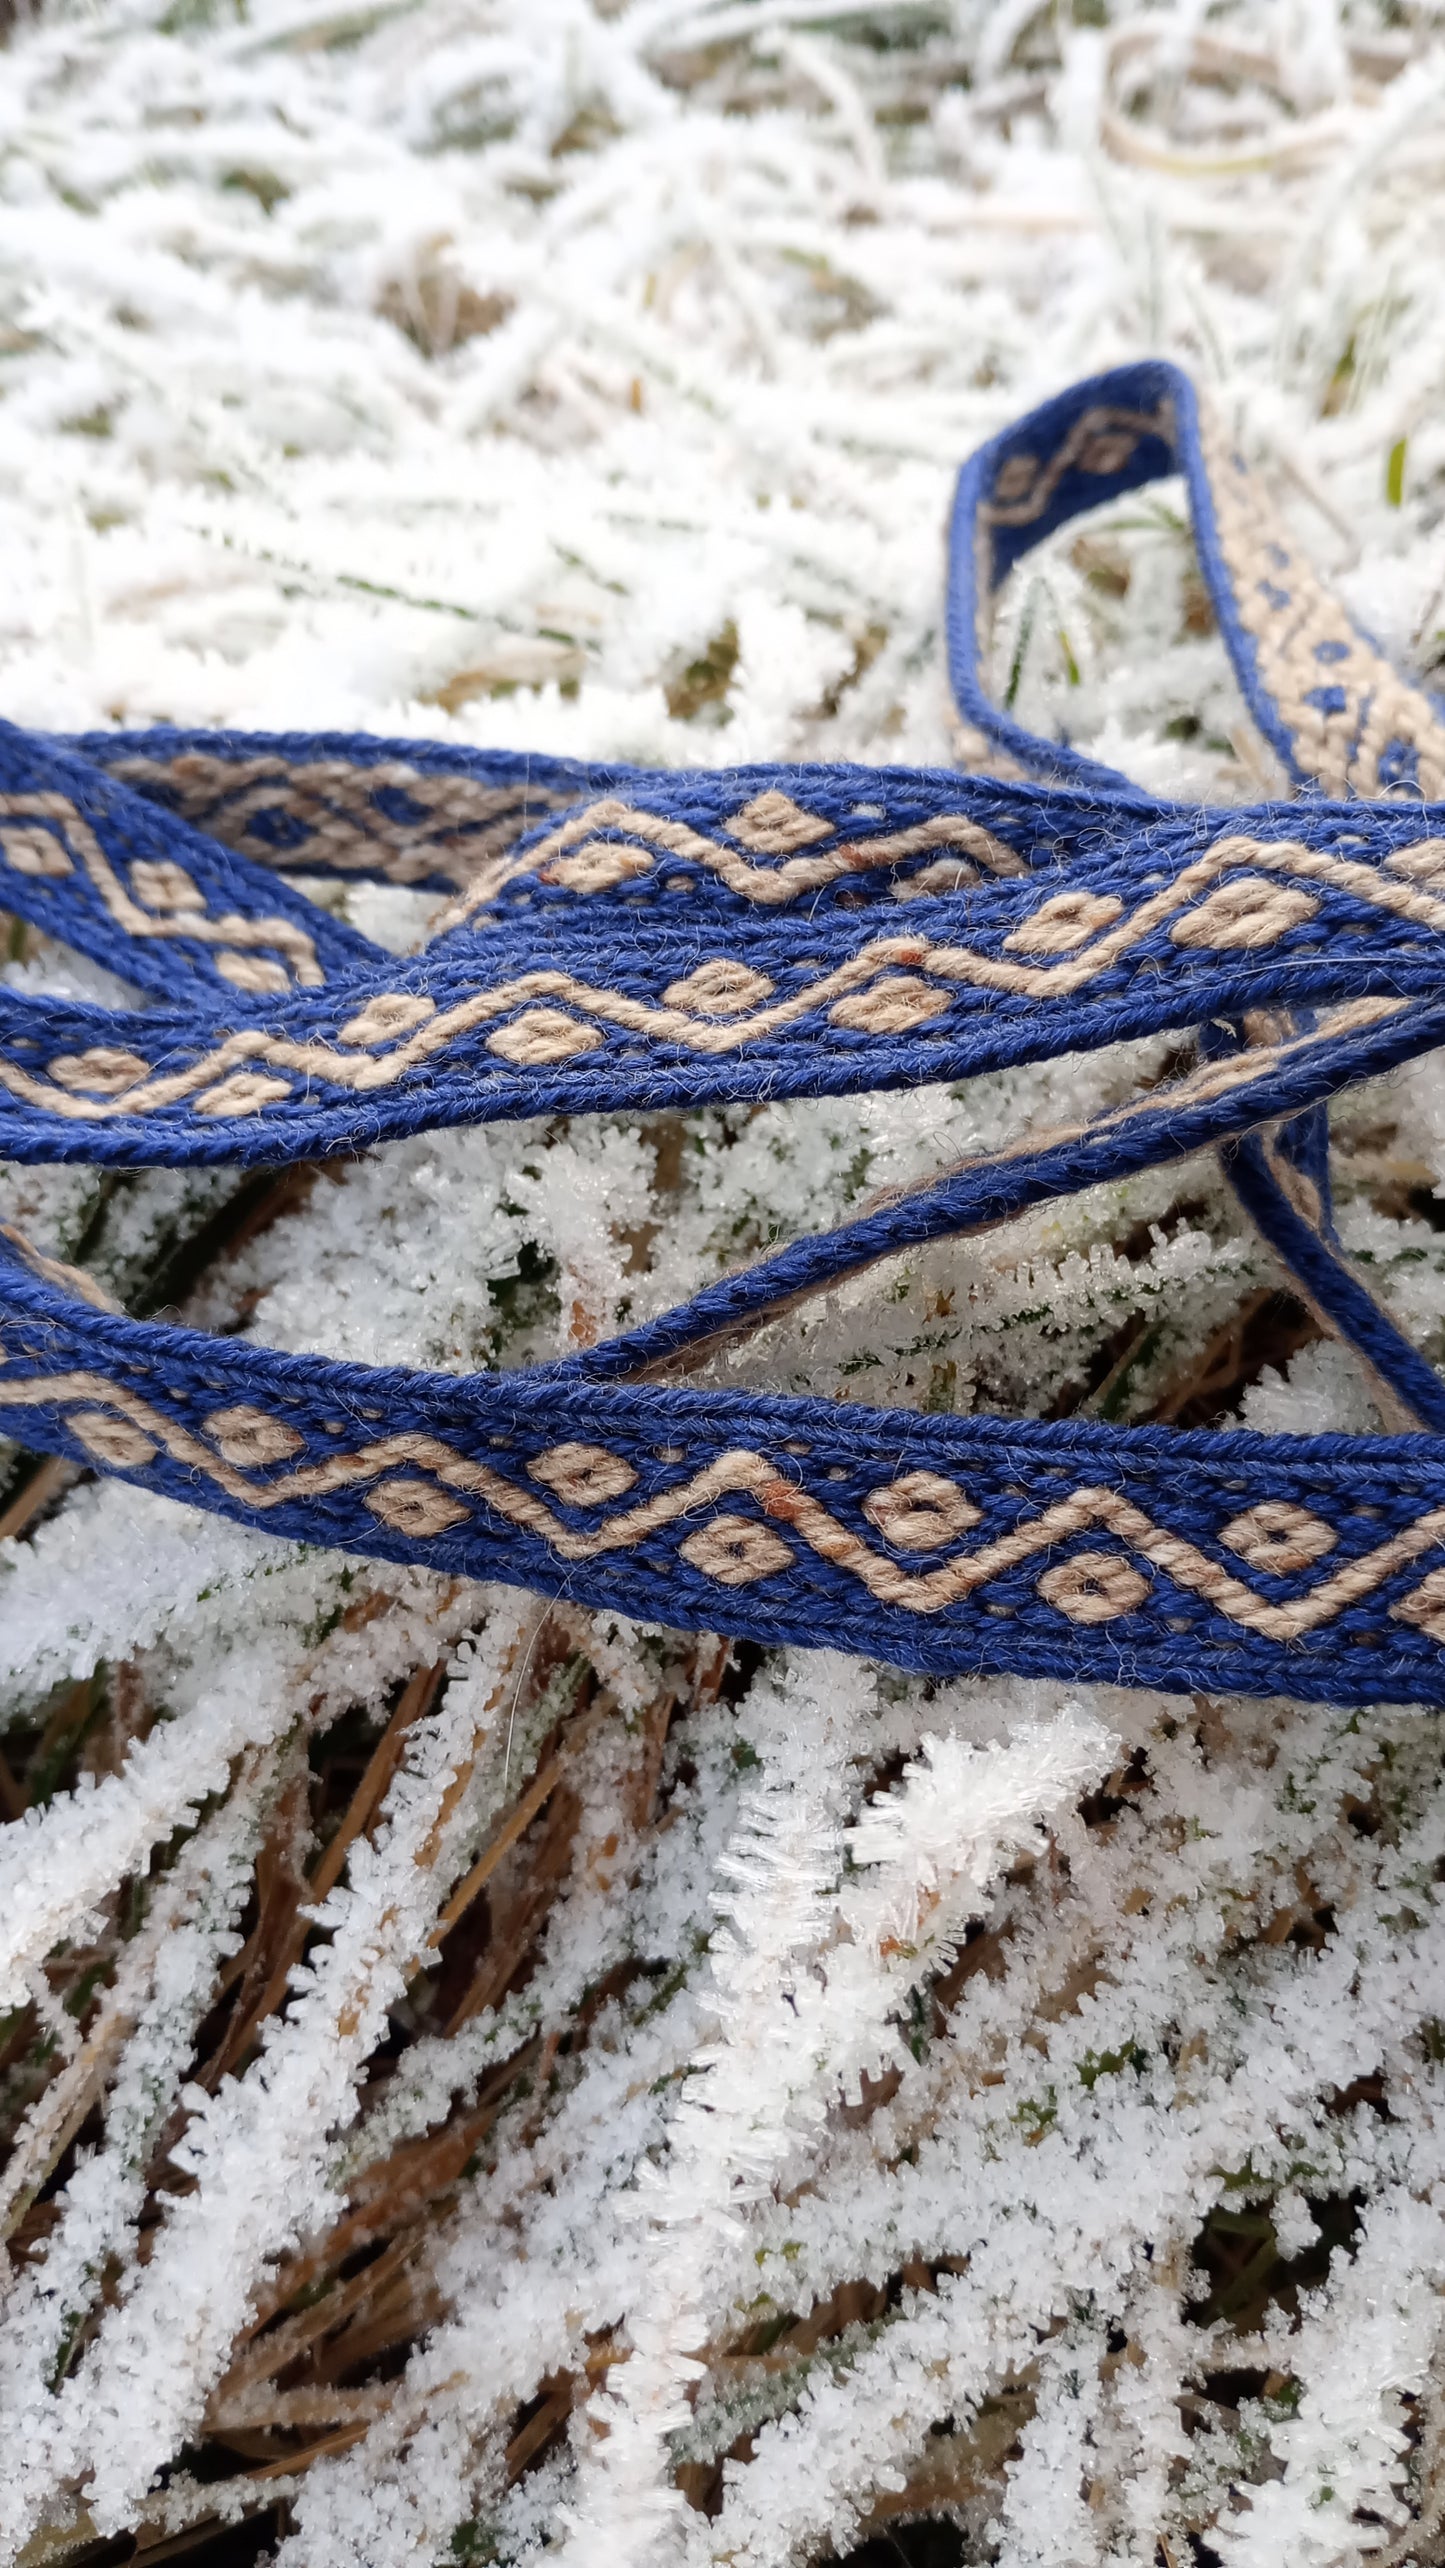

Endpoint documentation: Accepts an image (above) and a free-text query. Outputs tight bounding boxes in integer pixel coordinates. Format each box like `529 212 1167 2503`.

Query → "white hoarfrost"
3 0 1445 2563
556 1684 1111 2568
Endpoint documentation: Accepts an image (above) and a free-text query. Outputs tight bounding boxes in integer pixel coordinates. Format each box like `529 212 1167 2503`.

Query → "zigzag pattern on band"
5 361 1445 1707
0 721 376 999
6 1239 1445 1704
97 746 585 895
4 810 1445 1160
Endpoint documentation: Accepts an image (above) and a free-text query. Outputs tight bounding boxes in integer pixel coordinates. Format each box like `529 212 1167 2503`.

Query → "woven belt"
5 357 1445 1706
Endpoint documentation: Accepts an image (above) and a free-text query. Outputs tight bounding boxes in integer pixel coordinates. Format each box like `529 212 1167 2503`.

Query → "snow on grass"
4 0 1445 2561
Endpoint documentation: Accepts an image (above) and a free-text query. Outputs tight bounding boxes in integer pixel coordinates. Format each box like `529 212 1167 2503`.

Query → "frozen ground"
3 1 1445 2562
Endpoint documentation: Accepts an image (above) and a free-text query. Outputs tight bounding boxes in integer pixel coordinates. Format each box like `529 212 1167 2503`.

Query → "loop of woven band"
947 358 1445 798
946 359 1445 1432
3 365 1445 1704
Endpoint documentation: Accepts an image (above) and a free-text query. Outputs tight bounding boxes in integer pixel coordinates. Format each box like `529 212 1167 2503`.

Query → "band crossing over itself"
5 361 1445 1707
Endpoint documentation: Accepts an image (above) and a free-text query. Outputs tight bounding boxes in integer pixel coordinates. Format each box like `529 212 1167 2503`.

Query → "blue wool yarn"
6 362 1445 1707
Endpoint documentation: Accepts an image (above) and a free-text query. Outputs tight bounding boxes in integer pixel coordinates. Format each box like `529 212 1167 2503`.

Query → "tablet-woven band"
6 358 1445 1707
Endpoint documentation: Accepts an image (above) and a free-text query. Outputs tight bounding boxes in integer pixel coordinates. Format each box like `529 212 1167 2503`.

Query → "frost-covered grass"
4 1 1445 2562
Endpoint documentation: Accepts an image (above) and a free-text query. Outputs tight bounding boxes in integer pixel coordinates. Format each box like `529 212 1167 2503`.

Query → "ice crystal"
4 0 1445 2561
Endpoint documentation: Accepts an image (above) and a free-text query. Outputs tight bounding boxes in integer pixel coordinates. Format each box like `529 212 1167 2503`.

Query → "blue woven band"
6 362 1445 1705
